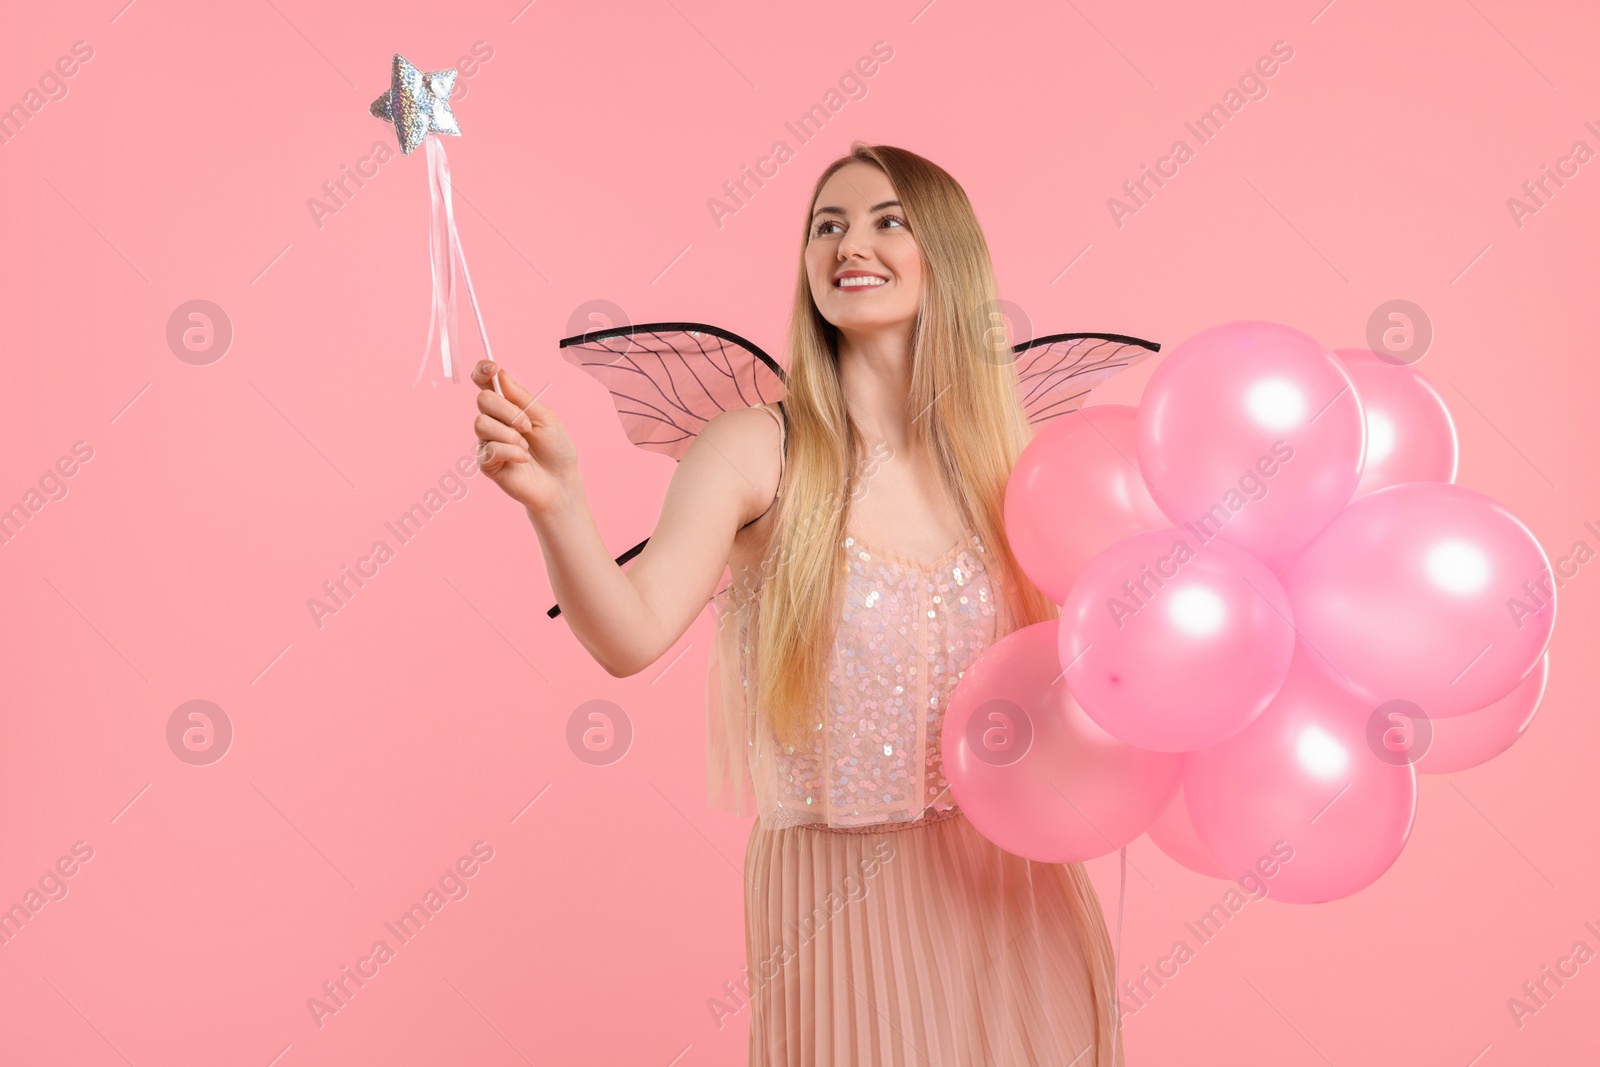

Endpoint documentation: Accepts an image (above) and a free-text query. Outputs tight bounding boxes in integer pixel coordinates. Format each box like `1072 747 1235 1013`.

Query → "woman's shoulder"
694 402 786 532
700 403 780 447
701 399 783 434
698 402 786 464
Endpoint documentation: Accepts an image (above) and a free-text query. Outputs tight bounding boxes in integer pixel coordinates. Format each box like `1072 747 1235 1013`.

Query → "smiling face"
804 162 923 337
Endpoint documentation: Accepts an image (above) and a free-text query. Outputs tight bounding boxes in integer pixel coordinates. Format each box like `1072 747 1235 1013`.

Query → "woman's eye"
813 214 905 238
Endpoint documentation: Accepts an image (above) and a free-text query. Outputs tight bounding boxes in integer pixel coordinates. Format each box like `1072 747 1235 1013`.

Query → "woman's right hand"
471 360 582 515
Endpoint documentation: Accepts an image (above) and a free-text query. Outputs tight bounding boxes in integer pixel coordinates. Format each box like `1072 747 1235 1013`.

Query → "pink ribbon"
420 136 498 393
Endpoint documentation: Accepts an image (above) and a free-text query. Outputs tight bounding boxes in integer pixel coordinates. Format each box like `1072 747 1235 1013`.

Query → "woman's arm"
470 360 781 678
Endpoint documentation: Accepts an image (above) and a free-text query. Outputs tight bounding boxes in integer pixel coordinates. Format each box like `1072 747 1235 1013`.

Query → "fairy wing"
548 322 786 617
557 321 789 460
1010 331 1161 426
545 325 1160 618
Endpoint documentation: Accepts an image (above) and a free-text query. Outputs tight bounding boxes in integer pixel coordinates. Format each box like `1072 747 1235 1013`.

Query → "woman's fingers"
477 439 534 479
475 365 553 442
475 384 529 430
470 359 579 512
494 366 543 414
471 359 505 397
474 358 557 421
476 385 545 450
473 412 525 449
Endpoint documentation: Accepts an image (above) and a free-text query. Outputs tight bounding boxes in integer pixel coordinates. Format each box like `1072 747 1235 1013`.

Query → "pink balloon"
1334 347 1459 500
942 620 1184 863
1185 644 1418 904
1415 653 1548 774
1137 321 1366 571
1006 405 1169 603
1145 773 1228 878
1280 481 1555 718
1058 527 1297 751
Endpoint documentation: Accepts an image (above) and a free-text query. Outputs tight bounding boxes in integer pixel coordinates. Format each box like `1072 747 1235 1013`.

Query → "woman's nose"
837 224 871 258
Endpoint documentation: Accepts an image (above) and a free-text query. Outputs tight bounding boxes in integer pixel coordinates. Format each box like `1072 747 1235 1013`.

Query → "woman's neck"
837 325 917 450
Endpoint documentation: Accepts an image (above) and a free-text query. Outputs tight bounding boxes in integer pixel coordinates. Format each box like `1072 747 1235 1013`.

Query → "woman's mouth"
835 275 889 291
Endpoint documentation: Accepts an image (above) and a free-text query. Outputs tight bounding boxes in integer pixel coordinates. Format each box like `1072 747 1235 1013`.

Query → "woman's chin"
824 309 915 336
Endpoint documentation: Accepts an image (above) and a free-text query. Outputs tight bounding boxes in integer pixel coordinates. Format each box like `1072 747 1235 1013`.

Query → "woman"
470 142 1125 1066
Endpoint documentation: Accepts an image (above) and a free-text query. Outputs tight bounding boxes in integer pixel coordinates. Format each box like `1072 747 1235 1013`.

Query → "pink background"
2 0 1596 1063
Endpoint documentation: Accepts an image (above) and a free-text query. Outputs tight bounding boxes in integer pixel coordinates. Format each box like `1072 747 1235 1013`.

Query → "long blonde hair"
752 142 1059 751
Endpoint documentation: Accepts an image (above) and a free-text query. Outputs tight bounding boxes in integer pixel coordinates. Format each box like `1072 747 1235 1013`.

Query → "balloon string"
1111 845 1126 1066
421 136 495 388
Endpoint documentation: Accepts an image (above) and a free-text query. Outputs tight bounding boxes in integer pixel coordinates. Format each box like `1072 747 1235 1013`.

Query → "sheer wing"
549 322 785 617
558 321 789 460
545 326 1160 618
1011 332 1161 426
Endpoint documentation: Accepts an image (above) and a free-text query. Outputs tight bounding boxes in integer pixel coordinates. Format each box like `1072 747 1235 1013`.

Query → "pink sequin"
718 528 1003 829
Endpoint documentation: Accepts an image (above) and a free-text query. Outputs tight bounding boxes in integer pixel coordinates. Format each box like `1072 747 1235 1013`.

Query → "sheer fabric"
706 530 1123 1064
702 403 1122 1064
706 528 1007 826
743 806 1124 1066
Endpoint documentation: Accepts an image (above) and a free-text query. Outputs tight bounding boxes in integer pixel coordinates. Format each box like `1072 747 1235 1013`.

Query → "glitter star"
369 53 461 156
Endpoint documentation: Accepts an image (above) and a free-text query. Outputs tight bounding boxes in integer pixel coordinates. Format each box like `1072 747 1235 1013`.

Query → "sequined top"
705 526 1007 828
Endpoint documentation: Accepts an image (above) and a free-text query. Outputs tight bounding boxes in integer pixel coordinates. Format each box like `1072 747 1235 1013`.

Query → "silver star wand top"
370 53 499 393
370 53 461 155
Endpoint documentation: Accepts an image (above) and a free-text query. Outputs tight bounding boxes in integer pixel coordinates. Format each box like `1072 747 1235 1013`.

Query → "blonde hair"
752 142 1059 751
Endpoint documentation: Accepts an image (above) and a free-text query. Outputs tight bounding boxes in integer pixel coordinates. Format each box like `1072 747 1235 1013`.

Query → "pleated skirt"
743 805 1125 1067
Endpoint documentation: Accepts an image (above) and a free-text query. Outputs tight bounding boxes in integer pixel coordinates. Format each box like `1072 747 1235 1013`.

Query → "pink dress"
707 504 1125 1064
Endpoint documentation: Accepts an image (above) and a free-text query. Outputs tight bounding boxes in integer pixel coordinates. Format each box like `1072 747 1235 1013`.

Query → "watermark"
0 40 95 149
1365 699 1433 765
976 298 1034 367
1505 920 1600 1030
706 839 897 1029
306 448 482 630
1169 439 1296 542
0 439 95 549
1107 40 1295 229
1118 841 1295 1019
306 141 399 229
1505 121 1599 231
566 699 633 766
447 41 495 102
166 699 234 766
964 697 1035 766
1364 299 1433 366
565 299 631 343
306 839 495 1029
307 40 494 230
707 40 896 231
1508 569 1558 631
0 840 95 948
561 299 642 367
166 299 233 365
1504 508 1600 629
1099 441 1295 630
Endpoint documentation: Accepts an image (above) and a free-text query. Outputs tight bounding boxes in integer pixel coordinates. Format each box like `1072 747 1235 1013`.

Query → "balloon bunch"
943 320 1556 903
